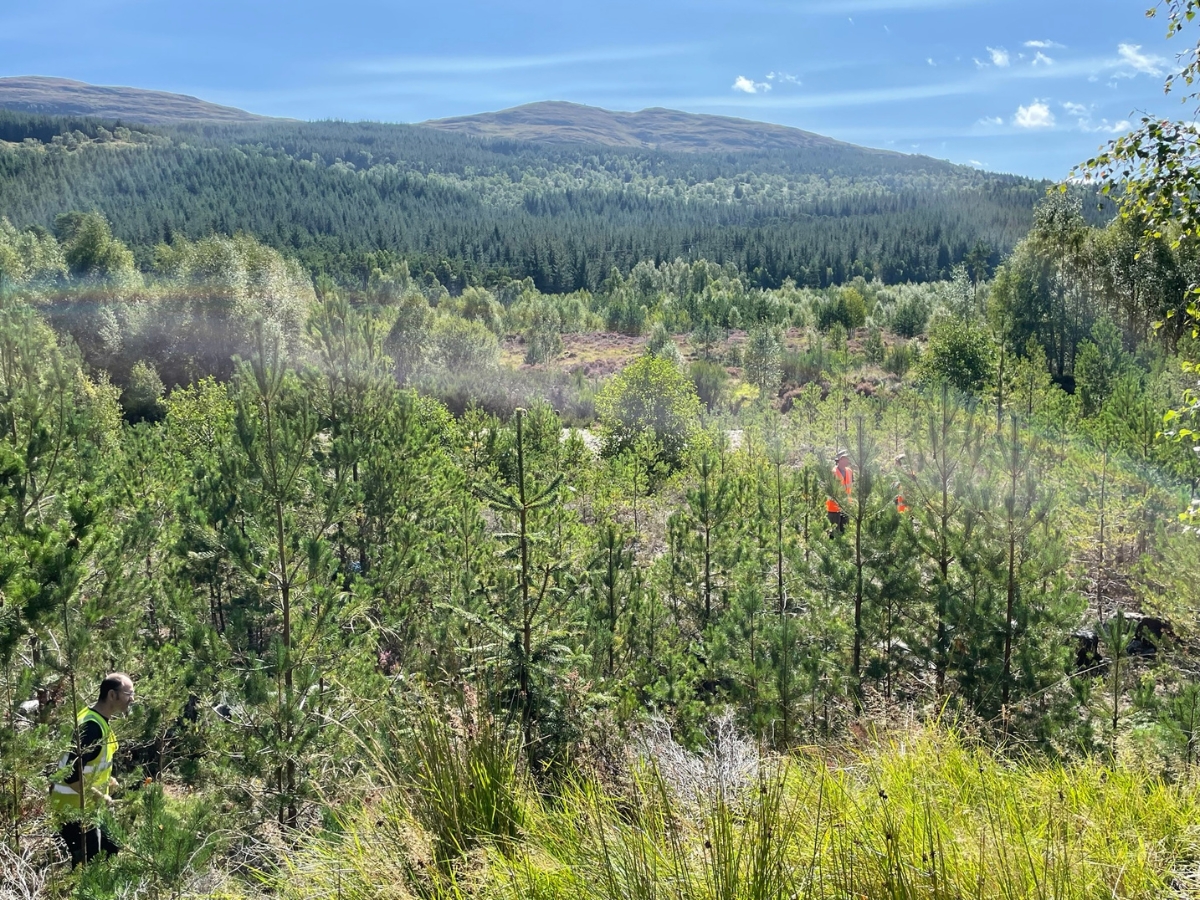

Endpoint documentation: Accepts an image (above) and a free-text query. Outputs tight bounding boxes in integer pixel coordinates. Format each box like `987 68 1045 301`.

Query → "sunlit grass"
265 725 1200 900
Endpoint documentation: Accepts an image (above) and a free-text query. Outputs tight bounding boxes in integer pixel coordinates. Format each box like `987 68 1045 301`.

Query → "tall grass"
269 724 1200 900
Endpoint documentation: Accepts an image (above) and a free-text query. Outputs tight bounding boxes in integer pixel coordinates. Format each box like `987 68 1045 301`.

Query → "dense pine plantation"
0 110 1057 291
2 159 1200 896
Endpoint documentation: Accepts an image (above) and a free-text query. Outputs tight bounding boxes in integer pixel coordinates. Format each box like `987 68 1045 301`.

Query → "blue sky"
0 0 1190 178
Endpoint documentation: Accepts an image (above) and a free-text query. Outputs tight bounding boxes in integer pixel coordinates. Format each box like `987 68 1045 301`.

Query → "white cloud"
732 76 771 94
973 57 986 69
927 57 936 66
1079 117 1132 134
968 159 985 167
1060 99 1134 134
1024 39 1065 49
673 74 984 113
1117 43 1166 76
977 115 1004 126
988 46 1010 67
1032 51 1053 66
1014 101 1055 128
766 71 801 85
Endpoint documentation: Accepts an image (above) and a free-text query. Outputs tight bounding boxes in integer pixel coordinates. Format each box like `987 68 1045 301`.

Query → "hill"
421 100 897 155
0 75 270 124
0 84 1062 289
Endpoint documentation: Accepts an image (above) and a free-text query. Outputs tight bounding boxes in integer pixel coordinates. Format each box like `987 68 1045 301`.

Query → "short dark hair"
97 674 130 703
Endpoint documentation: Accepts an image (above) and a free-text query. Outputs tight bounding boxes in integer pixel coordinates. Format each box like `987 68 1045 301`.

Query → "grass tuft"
268 724 1200 899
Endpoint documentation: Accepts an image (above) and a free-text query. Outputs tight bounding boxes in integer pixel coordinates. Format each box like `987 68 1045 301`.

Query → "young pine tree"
901 383 984 696
218 325 352 829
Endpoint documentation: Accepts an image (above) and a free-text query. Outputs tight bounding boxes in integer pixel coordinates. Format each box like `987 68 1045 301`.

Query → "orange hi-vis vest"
895 493 908 514
826 464 852 513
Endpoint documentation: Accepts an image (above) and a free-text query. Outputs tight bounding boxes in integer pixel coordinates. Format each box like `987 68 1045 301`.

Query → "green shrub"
419 365 592 421
863 326 885 365
690 359 728 411
744 324 783 399
431 314 500 370
596 354 701 466
122 359 165 423
73 784 223 900
915 317 995 394
814 288 867 332
840 287 867 328
782 339 827 385
646 321 683 365
691 315 725 361
525 322 563 364
883 341 917 377
890 293 930 337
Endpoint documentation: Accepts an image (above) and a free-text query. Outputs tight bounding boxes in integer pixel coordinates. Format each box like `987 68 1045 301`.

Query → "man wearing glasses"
49 673 135 866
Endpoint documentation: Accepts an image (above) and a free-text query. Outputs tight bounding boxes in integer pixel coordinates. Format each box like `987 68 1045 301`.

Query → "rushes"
408 709 526 865
272 722 1200 900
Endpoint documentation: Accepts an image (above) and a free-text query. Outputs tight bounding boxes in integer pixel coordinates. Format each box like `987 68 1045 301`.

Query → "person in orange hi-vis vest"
826 449 852 534
893 454 910 516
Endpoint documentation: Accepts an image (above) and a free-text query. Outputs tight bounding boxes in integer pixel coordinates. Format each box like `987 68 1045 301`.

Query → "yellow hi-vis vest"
49 708 117 821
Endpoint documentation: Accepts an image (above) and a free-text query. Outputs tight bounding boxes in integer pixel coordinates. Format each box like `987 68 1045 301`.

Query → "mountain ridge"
0 77 916 160
420 100 901 156
0 76 272 124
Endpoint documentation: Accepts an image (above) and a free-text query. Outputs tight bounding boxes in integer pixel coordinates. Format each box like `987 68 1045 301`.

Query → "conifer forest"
6 5 1200 899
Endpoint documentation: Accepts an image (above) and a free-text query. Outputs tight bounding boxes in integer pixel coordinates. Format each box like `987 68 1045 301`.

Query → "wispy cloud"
732 75 771 94
1117 43 1166 76
1032 51 1053 66
988 49 1169 84
351 44 694 76
927 57 936 66
988 46 1010 67
1024 39 1065 49
1014 100 1054 128
1077 116 1132 133
1060 101 1131 134
766 71 801 86
679 76 983 112
977 115 1004 126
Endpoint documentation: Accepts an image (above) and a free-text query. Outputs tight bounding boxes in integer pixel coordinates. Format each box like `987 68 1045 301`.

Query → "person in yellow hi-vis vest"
50 673 134 866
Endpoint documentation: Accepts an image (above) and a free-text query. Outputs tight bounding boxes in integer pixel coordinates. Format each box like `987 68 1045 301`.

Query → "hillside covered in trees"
0 106 1056 291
